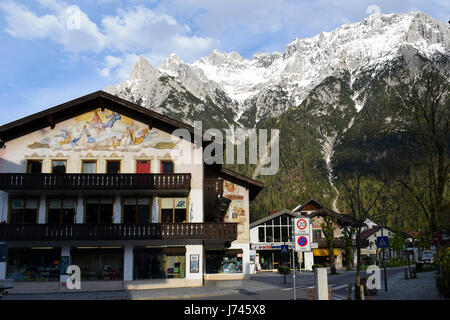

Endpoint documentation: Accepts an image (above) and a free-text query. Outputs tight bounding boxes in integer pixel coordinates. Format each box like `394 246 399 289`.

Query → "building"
293 199 361 271
249 209 299 271
0 90 263 291
249 199 361 272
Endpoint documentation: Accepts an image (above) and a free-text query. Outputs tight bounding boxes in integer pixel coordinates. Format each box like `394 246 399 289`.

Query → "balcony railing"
0 173 191 193
0 223 237 241
313 238 369 248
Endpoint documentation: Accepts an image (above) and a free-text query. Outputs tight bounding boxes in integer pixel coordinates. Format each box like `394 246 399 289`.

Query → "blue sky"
0 0 448 125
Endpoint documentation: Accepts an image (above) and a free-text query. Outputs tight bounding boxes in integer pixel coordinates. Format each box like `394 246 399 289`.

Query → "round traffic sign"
297 236 308 247
297 219 308 230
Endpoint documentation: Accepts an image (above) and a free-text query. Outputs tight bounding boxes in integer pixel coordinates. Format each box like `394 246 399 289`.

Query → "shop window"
205 250 243 274
123 197 151 224
10 198 38 224
258 226 265 242
71 248 123 281
133 247 186 280
136 160 151 173
48 198 76 224
160 160 174 173
86 197 113 224
52 160 67 173
106 160 121 174
160 198 187 223
7 248 60 282
26 160 42 173
82 160 97 173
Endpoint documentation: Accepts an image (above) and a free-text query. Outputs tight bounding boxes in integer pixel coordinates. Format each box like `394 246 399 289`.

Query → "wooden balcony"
0 173 191 195
0 222 238 241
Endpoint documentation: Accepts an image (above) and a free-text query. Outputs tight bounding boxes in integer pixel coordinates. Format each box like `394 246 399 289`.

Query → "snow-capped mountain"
106 12 449 128
105 11 449 218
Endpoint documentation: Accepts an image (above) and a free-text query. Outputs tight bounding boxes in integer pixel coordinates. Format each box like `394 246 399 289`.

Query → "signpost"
292 217 312 300
377 232 388 291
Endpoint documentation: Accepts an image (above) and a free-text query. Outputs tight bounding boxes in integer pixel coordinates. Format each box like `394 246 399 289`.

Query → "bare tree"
336 169 391 299
389 68 449 232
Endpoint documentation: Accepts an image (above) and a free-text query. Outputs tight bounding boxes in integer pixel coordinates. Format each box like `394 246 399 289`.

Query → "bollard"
404 268 409 279
314 268 329 300
347 284 352 300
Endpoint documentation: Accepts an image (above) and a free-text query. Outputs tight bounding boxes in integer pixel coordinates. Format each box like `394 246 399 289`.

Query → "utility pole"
291 219 296 300
380 226 388 291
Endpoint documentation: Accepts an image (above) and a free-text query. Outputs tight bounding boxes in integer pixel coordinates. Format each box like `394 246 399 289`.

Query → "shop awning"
313 249 338 256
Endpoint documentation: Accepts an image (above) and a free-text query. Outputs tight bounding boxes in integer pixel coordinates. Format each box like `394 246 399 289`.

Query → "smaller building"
250 199 362 272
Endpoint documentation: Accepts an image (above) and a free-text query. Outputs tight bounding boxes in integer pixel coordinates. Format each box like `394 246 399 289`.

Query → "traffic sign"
377 236 389 248
280 245 289 254
294 217 310 235
295 235 311 251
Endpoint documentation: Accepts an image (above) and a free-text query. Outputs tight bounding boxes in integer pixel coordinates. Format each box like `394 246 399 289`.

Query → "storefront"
71 247 124 281
7 247 61 281
133 247 186 279
205 249 243 274
251 244 297 270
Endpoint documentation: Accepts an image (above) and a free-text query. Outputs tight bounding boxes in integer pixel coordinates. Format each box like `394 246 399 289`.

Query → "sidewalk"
372 270 443 300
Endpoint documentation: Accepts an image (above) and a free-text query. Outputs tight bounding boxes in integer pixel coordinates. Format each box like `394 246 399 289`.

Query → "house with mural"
0 90 263 291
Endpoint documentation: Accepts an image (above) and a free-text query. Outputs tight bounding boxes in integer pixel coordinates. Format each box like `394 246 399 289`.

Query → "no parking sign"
294 217 311 251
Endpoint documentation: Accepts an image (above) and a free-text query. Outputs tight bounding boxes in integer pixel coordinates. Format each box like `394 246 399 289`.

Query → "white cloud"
0 0 219 69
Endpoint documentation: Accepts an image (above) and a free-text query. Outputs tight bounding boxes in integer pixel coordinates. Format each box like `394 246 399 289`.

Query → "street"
2 266 430 300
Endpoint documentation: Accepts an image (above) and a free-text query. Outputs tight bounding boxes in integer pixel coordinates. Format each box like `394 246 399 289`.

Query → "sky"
0 0 448 125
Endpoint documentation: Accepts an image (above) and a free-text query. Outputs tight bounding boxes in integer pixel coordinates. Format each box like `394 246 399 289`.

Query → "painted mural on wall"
27 108 179 152
224 181 246 233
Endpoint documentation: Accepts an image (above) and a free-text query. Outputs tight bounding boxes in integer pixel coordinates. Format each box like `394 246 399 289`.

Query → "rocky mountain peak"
130 55 160 81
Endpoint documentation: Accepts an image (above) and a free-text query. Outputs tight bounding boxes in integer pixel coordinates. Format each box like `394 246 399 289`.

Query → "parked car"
421 251 435 264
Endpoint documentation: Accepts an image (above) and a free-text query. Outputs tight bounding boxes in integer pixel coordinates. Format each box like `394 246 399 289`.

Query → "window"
26 160 42 173
123 197 151 224
160 198 187 223
106 160 121 174
266 225 273 242
86 197 113 224
48 198 76 224
160 160 174 173
274 226 280 242
313 229 322 241
52 160 67 173
136 160 151 173
258 226 265 242
10 198 38 224
82 160 97 173
281 226 289 242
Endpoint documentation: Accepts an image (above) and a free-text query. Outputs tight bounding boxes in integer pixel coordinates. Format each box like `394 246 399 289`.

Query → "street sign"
295 235 311 251
294 217 311 252
377 236 389 248
280 245 289 254
294 217 310 234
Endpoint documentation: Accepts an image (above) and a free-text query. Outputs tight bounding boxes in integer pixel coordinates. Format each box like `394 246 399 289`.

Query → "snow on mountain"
106 11 449 125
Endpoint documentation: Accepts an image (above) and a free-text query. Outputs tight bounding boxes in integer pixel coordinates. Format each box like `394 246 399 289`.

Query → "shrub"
312 264 323 270
435 248 450 298
278 265 291 275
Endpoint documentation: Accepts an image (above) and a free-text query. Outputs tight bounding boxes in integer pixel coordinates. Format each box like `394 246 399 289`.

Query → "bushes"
435 248 450 298
278 266 291 275
312 264 323 270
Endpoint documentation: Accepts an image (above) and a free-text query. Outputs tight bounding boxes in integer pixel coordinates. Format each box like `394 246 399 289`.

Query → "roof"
310 207 363 227
0 90 206 144
0 90 264 199
250 209 299 228
292 198 324 212
293 199 362 227
360 226 381 240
